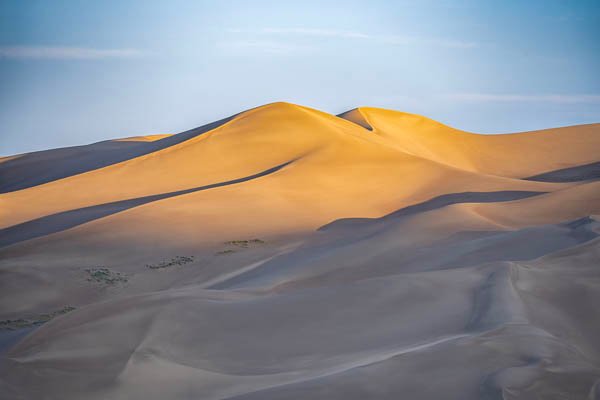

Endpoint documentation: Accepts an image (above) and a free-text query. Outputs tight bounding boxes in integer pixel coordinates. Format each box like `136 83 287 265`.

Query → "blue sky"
0 0 599 155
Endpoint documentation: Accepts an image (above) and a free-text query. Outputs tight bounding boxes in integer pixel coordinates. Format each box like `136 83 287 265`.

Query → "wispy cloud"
228 28 477 49
219 40 309 54
0 46 145 60
444 93 600 104
381 35 477 49
261 28 370 39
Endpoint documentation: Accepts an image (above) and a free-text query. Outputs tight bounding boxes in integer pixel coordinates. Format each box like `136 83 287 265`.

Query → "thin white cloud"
444 93 600 104
0 46 145 60
219 40 307 55
261 28 370 39
229 28 477 49
374 34 476 48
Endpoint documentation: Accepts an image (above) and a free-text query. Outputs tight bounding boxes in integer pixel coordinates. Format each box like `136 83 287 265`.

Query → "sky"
0 0 599 155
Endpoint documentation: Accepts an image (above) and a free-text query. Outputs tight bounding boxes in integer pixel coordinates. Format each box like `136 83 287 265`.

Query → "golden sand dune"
344 107 600 177
0 102 599 399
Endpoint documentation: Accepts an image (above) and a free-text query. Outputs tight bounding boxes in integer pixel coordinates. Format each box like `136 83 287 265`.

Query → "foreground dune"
0 102 599 399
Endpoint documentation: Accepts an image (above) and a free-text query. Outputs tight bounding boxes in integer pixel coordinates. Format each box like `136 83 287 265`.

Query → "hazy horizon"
1 0 599 156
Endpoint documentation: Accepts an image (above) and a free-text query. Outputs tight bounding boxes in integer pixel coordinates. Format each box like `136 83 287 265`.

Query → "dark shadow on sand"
0 327 35 357
320 191 545 231
0 115 235 194
336 109 373 131
524 161 600 182
0 160 293 248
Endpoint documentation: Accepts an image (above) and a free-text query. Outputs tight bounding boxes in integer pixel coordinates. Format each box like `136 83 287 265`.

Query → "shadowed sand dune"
0 115 234 193
525 160 600 182
0 160 293 249
319 190 545 231
0 102 599 399
337 108 373 130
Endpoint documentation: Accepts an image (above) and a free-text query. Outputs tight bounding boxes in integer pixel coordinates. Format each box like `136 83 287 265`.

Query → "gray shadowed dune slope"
319 190 545 232
208 209 599 292
2 219 599 400
1 103 600 400
525 160 600 182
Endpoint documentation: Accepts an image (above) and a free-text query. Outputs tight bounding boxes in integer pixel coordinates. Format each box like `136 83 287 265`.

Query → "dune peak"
1 99 599 400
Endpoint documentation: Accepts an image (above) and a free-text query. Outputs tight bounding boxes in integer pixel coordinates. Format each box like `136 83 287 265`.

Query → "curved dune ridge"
0 102 599 399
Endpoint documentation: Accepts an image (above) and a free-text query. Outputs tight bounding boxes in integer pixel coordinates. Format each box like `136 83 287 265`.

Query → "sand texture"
1 102 599 399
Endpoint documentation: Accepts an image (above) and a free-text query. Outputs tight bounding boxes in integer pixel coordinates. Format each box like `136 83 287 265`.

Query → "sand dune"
0 102 599 399
0 114 230 194
342 107 600 177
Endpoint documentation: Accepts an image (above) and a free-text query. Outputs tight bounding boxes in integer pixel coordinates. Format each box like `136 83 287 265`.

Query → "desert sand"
0 102 599 399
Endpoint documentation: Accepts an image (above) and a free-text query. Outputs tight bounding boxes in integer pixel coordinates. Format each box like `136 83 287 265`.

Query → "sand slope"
0 102 599 399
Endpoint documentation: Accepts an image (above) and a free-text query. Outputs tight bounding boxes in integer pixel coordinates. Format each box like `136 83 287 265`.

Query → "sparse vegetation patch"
86 267 128 284
223 239 265 248
216 249 236 255
146 256 195 270
0 306 76 331
215 238 265 255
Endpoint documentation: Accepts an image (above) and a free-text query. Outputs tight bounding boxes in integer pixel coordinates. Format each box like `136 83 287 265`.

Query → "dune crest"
0 102 599 399
113 134 172 142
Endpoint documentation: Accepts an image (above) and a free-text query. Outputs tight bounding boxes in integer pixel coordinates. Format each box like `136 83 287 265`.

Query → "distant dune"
0 102 599 399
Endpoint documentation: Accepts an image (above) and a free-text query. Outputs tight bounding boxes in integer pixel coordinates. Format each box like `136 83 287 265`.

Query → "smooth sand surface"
0 102 599 399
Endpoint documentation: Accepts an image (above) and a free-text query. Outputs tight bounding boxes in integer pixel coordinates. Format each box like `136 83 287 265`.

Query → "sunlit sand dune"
344 107 600 177
0 102 599 399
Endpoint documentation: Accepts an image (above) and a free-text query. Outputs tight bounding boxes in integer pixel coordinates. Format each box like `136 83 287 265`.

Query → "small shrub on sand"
223 239 265 248
146 256 195 270
86 267 128 284
216 249 236 255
